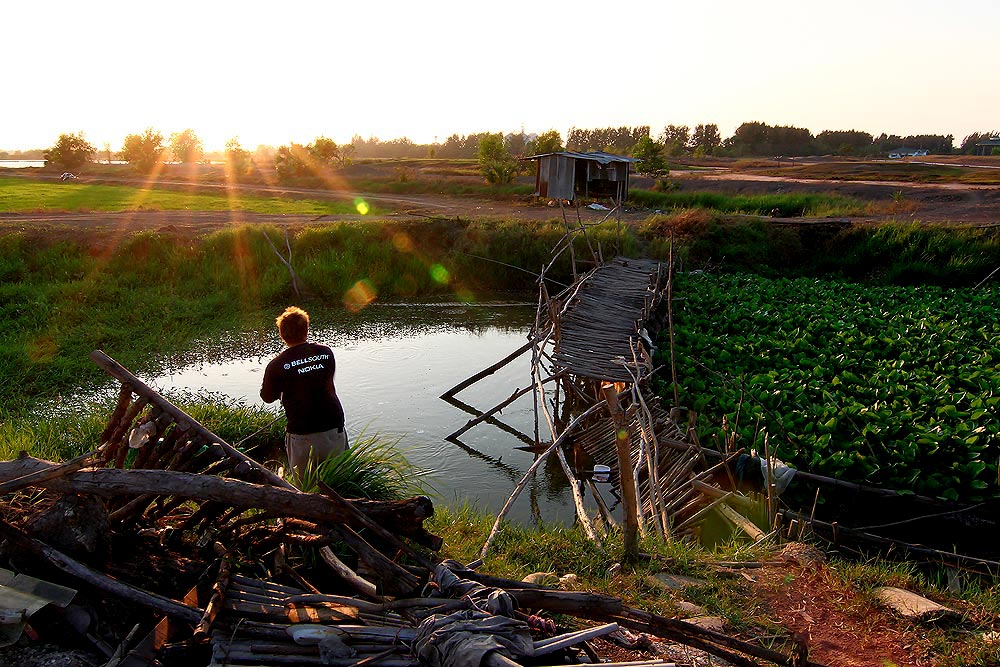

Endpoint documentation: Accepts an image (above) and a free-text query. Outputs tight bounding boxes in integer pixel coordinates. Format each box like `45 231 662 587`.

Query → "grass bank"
0 219 613 412
629 188 866 217
429 504 1000 666
4 216 1000 413
644 213 1000 286
751 161 1000 185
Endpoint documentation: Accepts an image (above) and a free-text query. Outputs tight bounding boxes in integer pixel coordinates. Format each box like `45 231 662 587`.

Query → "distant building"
975 138 1000 156
887 148 929 159
523 151 636 201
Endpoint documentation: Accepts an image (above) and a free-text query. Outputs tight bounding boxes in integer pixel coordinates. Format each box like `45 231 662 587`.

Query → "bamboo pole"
90 350 291 490
480 401 608 560
667 235 680 407
439 332 546 399
446 371 563 440
535 356 602 545
602 383 639 561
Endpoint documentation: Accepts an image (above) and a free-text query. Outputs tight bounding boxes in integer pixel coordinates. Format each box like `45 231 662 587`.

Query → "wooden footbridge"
441 227 763 563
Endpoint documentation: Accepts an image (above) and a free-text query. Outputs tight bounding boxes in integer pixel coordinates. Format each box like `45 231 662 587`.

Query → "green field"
0 176 372 215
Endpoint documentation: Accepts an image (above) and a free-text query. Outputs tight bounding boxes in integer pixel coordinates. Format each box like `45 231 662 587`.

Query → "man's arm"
260 361 281 403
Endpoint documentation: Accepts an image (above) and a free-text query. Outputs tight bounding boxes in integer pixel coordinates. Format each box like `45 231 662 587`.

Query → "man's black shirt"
260 342 345 435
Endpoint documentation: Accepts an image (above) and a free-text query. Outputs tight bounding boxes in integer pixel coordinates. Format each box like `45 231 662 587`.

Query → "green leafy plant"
663 272 1000 501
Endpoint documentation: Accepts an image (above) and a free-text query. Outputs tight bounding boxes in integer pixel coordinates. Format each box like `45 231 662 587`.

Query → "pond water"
0 160 45 168
151 302 588 525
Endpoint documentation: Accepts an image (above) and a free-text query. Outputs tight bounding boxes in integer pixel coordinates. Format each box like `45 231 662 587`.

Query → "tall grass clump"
296 431 432 501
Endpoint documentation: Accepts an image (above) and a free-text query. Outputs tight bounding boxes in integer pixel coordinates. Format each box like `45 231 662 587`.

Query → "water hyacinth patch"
663 273 1000 501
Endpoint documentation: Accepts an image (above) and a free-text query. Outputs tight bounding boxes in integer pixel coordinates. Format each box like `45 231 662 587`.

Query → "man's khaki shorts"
286 426 348 477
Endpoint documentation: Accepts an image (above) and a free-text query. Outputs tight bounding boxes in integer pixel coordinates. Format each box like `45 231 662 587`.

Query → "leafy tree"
477 132 520 184
169 128 204 163
631 136 668 177
873 132 954 156
504 130 529 157
274 143 310 183
310 136 341 167
658 125 690 156
44 132 95 171
960 131 999 154
120 128 166 174
224 137 252 178
690 124 721 155
567 126 650 154
727 121 814 157
815 129 874 156
339 143 356 167
527 129 563 155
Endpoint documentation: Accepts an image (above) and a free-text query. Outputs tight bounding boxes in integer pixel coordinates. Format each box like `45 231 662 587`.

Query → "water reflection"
153 302 583 525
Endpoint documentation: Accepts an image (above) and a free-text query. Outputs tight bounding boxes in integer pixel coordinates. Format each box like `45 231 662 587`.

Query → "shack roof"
523 151 638 164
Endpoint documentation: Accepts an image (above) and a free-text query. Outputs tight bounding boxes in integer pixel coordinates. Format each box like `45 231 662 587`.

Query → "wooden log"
780 509 1000 572
320 546 380 601
0 520 202 624
100 383 134 445
318 482 436 571
533 366 602 547
716 503 766 542
0 458 438 543
194 558 231 639
554 445 603 547
691 479 755 511
112 397 150 469
0 450 97 497
446 372 563 441
533 622 619 656
586 478 619 530
508 588 815 667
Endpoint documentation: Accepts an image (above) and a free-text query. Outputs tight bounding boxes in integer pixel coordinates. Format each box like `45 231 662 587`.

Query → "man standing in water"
260 306 347 479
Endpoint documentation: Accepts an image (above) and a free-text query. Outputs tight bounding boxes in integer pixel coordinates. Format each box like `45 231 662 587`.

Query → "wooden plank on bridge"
551 257 665 381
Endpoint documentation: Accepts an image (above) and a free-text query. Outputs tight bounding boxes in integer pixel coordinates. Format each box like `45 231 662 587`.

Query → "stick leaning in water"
480 400 607 561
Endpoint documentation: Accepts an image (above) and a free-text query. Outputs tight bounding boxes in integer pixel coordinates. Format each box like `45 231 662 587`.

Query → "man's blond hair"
276 306 309 345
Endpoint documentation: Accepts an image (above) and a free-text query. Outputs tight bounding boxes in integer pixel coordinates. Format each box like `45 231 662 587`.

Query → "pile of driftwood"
0 351 820 667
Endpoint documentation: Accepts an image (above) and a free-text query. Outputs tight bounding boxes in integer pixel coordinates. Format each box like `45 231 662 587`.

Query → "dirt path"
3 168 999 247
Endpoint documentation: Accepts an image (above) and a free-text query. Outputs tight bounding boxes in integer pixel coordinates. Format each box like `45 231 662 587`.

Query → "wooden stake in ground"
602 382 639 562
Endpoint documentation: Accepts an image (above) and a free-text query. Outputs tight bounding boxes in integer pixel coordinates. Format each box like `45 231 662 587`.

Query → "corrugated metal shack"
525 151 636 201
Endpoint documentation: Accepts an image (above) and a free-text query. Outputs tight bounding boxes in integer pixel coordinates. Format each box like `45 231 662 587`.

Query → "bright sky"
4 0 999 152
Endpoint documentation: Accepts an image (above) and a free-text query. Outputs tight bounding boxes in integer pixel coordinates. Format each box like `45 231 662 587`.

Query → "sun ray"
221 147 261 309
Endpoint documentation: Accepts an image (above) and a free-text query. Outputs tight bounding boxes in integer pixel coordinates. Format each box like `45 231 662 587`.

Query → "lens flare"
343 279 377 312
456 288 475 303
392 232 414 253
429 264 450 284
354 198 370 215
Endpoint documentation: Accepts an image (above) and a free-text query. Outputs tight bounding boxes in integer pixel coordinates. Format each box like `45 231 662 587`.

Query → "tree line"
38 123 999 181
